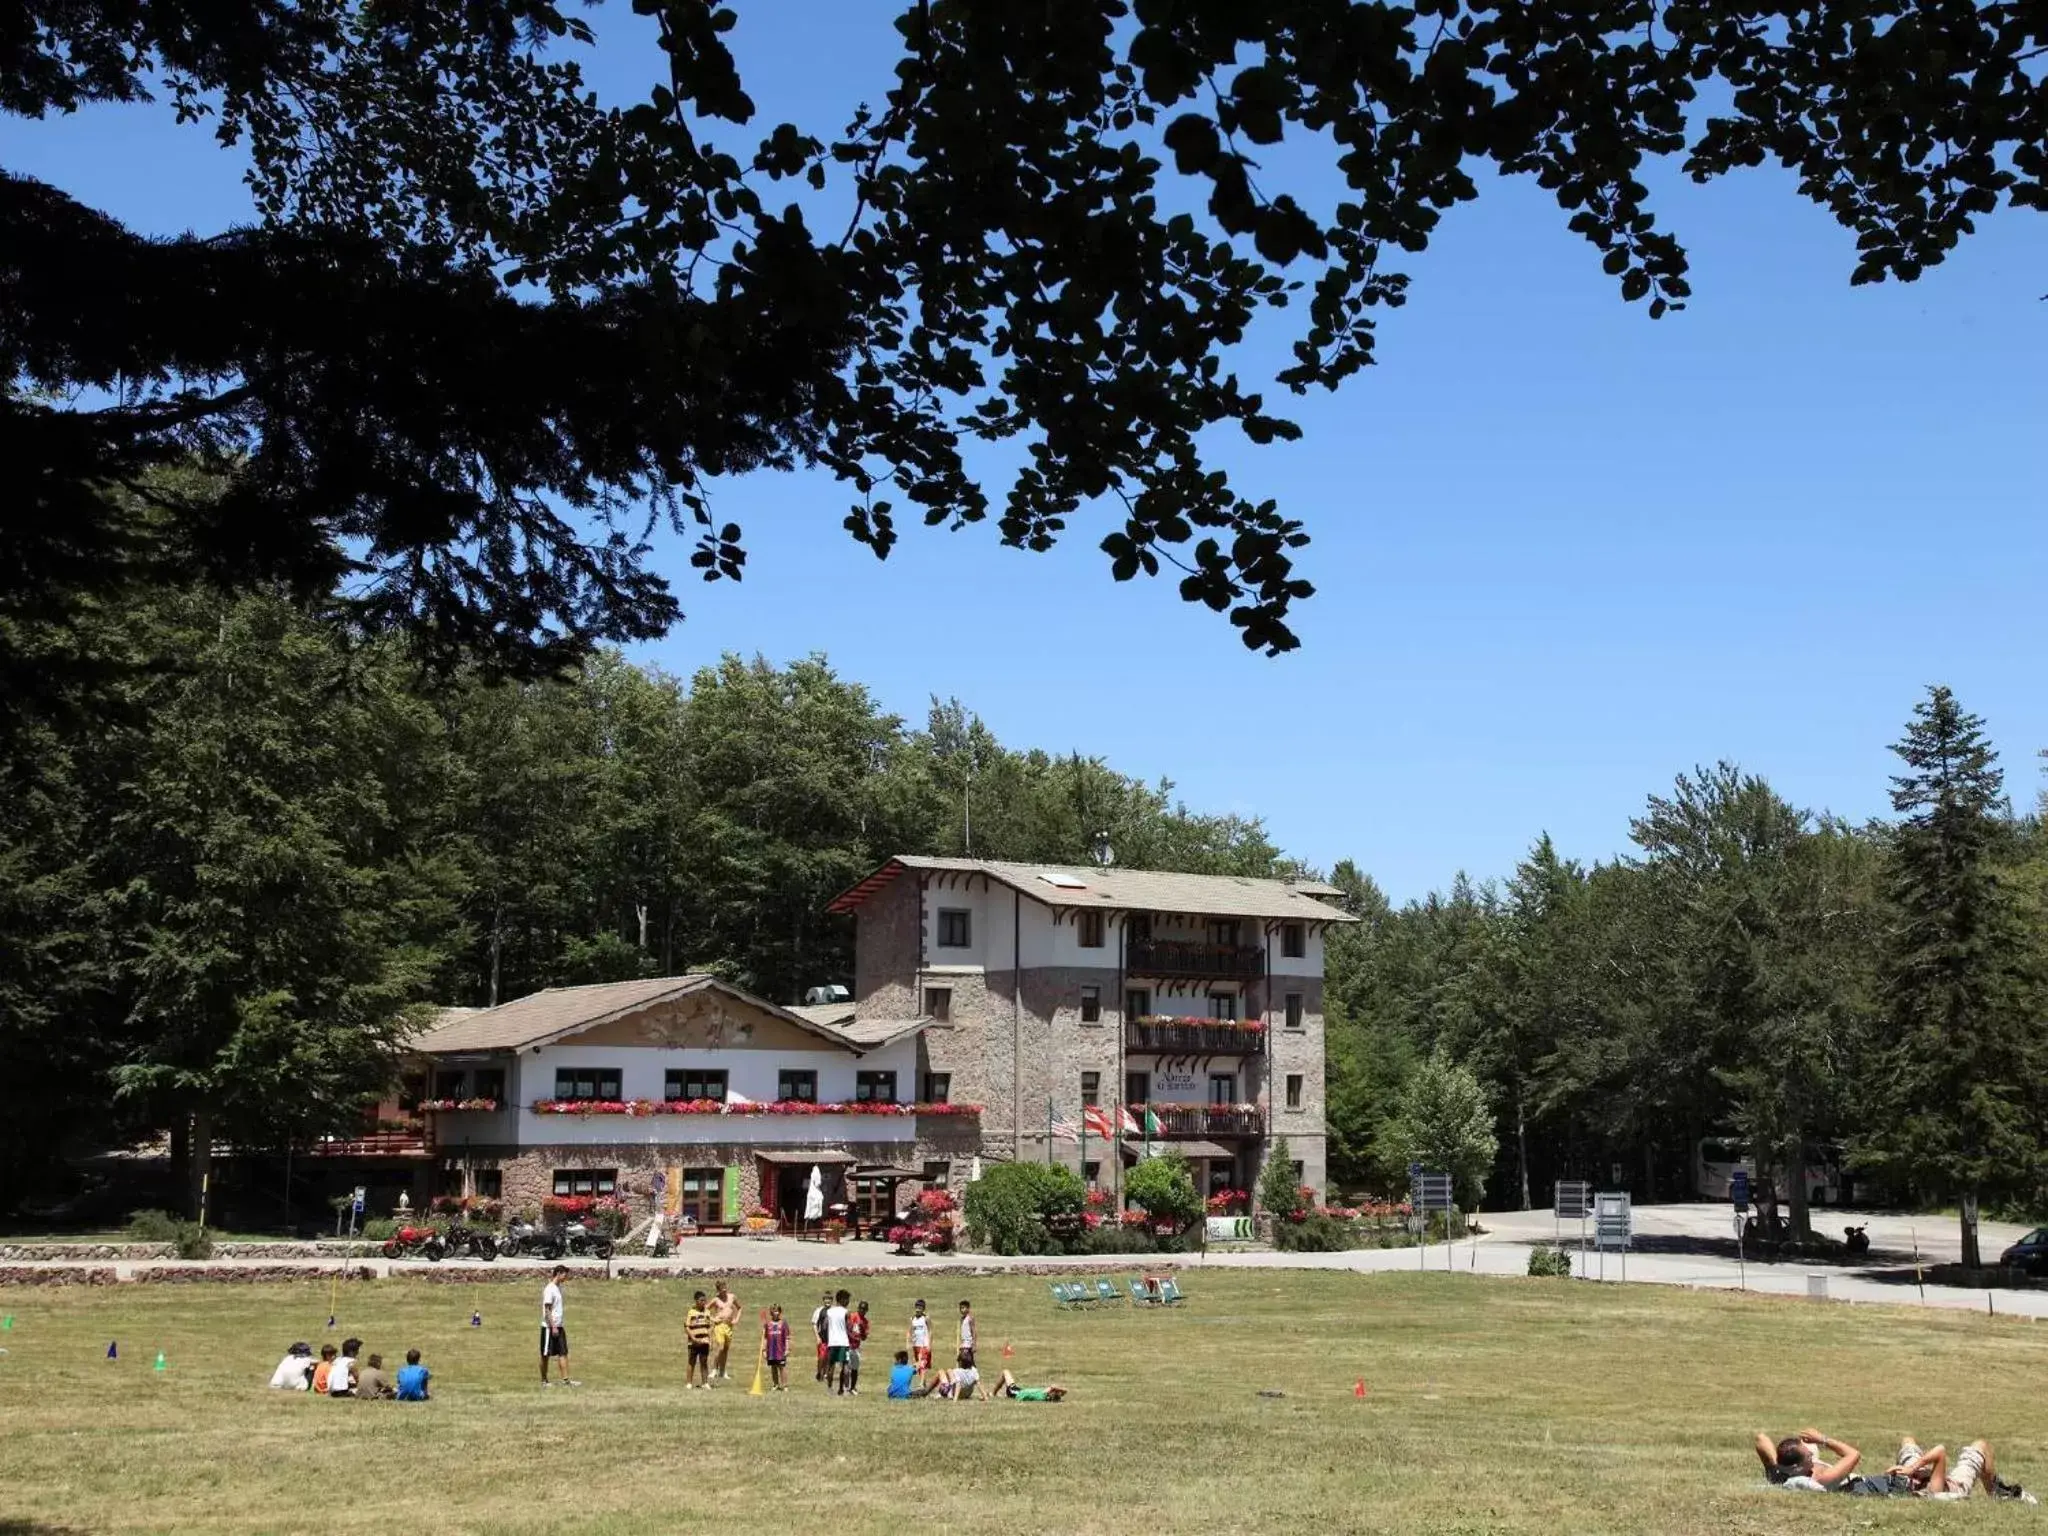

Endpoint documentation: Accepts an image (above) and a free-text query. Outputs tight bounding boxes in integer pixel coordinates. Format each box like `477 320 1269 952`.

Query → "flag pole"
1046 1097 1054 1166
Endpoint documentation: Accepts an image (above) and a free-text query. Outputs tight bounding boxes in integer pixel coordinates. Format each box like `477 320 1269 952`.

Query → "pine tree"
1874 687 2039 1269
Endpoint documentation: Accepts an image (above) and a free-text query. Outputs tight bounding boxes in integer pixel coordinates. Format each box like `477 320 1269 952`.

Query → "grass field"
1 1271 2043 1535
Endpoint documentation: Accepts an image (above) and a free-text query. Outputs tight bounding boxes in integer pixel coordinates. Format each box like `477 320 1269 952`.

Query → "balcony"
1137 1103 1266 1139
1125 938 1266 980
1125 1019 1266 1056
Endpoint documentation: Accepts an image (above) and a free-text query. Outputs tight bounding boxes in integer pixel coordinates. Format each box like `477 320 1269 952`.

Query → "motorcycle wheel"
426 1237 445 1262
381 1239 402 1260
593 1239 614 1260
476 1235 497 1261
543 1239 565 1261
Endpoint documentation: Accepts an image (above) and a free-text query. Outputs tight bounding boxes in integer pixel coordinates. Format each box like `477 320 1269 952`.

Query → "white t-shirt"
270 1353 312 1390
909 1315 930 1349
825 1305 850 1348
958 1313 975 1351
329 1356 354 1394
542 1281 564 1328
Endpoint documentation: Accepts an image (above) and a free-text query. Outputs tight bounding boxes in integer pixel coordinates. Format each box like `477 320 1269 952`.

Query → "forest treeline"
4 582 2044 1255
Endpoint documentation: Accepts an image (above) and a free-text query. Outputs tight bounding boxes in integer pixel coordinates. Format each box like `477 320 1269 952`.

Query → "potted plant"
823 1217 847 1244
743 1207 776 1237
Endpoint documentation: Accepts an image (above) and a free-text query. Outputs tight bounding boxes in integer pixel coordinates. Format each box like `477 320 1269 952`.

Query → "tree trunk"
1786 1136 1811 1240
1515 1091 1531 1211
1641 1140 1656 1201
186 1108 214 1221
1960 1190 1982 1271
489 899 503 1007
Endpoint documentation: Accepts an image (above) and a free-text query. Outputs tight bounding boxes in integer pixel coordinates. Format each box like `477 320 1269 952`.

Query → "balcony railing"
1125 938 1265 981
1125 1019 1267 1056
1136 1103 1266 1138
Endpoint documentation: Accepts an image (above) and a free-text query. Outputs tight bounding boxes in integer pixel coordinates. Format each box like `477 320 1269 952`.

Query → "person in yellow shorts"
709 1280 741 1381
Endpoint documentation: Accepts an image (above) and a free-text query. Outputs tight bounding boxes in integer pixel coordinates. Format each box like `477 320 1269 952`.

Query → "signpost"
1593 1190 1632 1281
349 1185 366 1238
1411 1170 1454 1272
1553 1180 1591 1275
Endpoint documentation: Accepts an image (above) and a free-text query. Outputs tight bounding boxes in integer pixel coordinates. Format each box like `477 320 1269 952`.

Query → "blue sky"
10 7 2045 901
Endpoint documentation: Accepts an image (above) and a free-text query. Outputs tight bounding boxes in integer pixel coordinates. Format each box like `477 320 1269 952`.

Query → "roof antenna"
1091 830 1115 867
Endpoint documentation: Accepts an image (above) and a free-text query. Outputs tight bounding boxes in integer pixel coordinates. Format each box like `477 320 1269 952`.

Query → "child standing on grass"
685 1291 714 1388
763 1306 790 1390
908 1299 931 1387
844 1300 871 1395
956 1299 977 1371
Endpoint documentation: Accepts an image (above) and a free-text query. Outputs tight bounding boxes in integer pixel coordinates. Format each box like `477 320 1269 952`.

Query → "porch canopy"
753 1149 857 1165
1122 1138 1231 1161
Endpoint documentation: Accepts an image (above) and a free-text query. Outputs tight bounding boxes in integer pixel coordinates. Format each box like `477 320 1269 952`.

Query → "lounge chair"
1093 1278 1123 1306
1158 1276 1188 1305
1127 1277 1161 1306
1050 1281 1083 1310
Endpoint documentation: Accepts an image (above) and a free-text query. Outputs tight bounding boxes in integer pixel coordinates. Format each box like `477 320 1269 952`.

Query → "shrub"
359 1217 400 1241
1124 1152 1202 1233
588 1195 631 1237
126 1209 183 1243
1527 1244 1574 1278
172 1222 214 1260
1257 1136 1303 1219
1271 1212 1354 1252
1074 1224 1158 1255
961 1161 1086 1255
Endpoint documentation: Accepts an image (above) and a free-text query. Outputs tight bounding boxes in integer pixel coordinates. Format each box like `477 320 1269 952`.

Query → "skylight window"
1037 871 1087 889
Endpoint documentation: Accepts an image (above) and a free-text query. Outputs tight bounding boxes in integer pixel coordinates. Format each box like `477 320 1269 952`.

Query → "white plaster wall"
1126 1056 1246 1105
522 1040 918 1104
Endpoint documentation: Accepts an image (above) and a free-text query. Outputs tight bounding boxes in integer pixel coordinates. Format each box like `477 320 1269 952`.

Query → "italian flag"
1121 1104 1160 1137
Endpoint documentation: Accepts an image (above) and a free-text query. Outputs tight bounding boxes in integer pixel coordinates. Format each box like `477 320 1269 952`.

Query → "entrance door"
774 1165 812 1228
1208 1073 1236 1106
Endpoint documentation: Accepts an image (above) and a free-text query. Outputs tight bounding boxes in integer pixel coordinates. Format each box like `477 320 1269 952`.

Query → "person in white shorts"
1892 1436 1997 1499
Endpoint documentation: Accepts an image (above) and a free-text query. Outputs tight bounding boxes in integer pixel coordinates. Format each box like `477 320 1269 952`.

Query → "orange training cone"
1002 1341 1014 1360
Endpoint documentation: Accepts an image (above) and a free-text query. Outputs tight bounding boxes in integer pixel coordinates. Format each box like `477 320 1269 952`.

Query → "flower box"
418 1098 500 1112
528 1098 983 1117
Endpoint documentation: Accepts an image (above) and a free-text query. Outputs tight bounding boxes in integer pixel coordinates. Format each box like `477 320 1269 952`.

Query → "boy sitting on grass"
395 1349 431 1402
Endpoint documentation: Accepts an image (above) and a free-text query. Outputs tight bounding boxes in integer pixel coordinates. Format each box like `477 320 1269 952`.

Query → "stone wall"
853 873 921 1019
1267 978 1328 1196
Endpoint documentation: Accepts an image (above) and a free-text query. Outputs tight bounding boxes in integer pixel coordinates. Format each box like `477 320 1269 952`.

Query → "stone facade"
488 1120 981 1223
853 874 922 1018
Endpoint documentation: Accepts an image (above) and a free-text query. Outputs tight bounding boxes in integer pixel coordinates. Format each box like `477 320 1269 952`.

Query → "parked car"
1998 1227 2048 1276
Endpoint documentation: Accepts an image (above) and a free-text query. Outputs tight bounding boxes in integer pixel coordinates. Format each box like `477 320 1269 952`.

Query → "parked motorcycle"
501 1217 564 1260
440 1220 499 1261
1843 1224 1870 1257
381 1224 445 1261
562 1218 615 1261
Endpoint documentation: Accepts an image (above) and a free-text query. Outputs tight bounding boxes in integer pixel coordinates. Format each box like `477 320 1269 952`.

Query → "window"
848 1176 895 1225
1286 1074 1304 1109
432 1068 467 1100
924 986 952 1021
922 1072 951 1105
937 908 972 948
676 1167 724 1226
778 1069 817 1103
1208 918 1240 948
1080 1071 1100 1107
1082 1161 1101 1187
855 1070 897 1103
1125 987 1151 1019
1281 921 1305 958
1079 984 1101 1024
1078 909 1105 948
1285 993 1304 1030
921 1160 952 1186
552 1168 618 1197
1125 1071 1149 1110
434 1164 465 1197
1291 1160 1305 1189
1209 993 1238 1022
472 1068 506 1103
1128 913 1152 942
474 1168 503 1200
664 1068 728 1103
553 1068 621 1102
1208 1073 1236 1106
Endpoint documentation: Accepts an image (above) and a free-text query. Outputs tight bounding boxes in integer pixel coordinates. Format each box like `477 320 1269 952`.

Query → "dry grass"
0 1271 2043 1534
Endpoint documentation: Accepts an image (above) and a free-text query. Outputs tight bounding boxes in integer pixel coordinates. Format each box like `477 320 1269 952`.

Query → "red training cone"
1353 1379 1366 1398
1002 1341 1014 1360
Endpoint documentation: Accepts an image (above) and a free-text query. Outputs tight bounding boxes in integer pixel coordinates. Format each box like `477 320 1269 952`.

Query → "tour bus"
1693 1136 1845 1206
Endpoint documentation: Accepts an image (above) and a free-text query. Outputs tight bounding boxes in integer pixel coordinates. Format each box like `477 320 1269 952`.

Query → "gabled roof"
828 855 1358 923
784 1001 928 1052
409 974 872 1055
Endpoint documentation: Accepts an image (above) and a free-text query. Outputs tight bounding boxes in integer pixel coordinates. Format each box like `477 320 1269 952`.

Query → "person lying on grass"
989 1370 1066 1402
1888 1436 2035 1501
1753 1428 1865 1489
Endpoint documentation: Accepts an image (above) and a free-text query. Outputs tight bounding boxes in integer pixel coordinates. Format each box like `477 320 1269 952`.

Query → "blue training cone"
326 1315 336 1329
471 1310 481 1328
107 1341 117 1360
